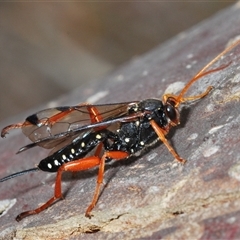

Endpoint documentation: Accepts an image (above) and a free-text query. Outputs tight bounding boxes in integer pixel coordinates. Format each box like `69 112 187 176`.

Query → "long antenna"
176 39 240 103
0 167 39 182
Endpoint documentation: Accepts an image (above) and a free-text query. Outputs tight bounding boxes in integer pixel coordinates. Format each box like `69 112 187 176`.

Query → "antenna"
0 168 39 182
176 39 240 105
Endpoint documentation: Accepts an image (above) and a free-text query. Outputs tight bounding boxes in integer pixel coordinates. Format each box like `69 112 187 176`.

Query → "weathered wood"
0 2 240 239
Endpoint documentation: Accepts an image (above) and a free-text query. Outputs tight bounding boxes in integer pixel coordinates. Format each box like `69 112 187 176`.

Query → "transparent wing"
18 102 139 150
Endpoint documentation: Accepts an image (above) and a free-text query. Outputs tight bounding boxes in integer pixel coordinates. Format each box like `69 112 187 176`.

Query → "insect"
0 40 239 222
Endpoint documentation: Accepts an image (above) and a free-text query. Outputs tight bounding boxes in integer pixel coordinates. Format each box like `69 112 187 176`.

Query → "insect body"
1 40 239 221
38 98 180 174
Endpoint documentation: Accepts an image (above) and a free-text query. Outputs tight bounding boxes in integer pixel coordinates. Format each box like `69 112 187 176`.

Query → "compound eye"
166 98 176 107
165 104 179 125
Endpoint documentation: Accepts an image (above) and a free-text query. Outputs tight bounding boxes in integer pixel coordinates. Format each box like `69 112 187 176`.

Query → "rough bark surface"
0 2 240 240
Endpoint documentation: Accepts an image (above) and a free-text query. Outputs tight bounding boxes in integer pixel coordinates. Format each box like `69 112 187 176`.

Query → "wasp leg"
16 156 103 221
85 150 129 218
87 105 103 123
47 103 97 126
94 142 103 157
150 120 186 164
42 103 95 127
1 123 24 137
16 150 129 221
1 105 85 137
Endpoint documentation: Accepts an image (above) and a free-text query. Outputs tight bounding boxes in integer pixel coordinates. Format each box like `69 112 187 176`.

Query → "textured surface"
0 2 233 121
0 2 240 240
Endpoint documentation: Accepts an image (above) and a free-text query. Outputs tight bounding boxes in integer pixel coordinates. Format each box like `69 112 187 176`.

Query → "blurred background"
0 2 234 121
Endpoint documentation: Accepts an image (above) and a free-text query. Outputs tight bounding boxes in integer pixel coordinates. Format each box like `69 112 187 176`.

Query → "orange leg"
1 103 102 137
16 150 129 221
1 107 78 137
87 105 110 132
150 120 186 164
46 103 93 126
94 142 103 157
15 156 101 221
85 151 129 218
35 104 102 127
1 123 24 137
87 105 103 123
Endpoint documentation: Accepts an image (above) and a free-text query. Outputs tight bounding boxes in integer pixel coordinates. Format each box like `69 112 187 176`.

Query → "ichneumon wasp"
0 40 239 222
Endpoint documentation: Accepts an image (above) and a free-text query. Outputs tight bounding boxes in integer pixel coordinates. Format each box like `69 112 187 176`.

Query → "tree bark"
1 2 240 239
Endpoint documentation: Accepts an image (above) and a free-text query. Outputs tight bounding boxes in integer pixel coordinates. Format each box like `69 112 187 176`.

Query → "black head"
164 97 180 126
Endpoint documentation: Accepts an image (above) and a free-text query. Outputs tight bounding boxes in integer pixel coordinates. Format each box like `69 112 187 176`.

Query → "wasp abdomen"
38 132 106 172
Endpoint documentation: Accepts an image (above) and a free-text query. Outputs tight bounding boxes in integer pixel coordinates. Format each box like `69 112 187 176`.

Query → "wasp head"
164 96 180 127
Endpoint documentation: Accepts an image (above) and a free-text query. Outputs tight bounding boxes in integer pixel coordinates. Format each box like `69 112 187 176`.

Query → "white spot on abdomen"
54 160 60 166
